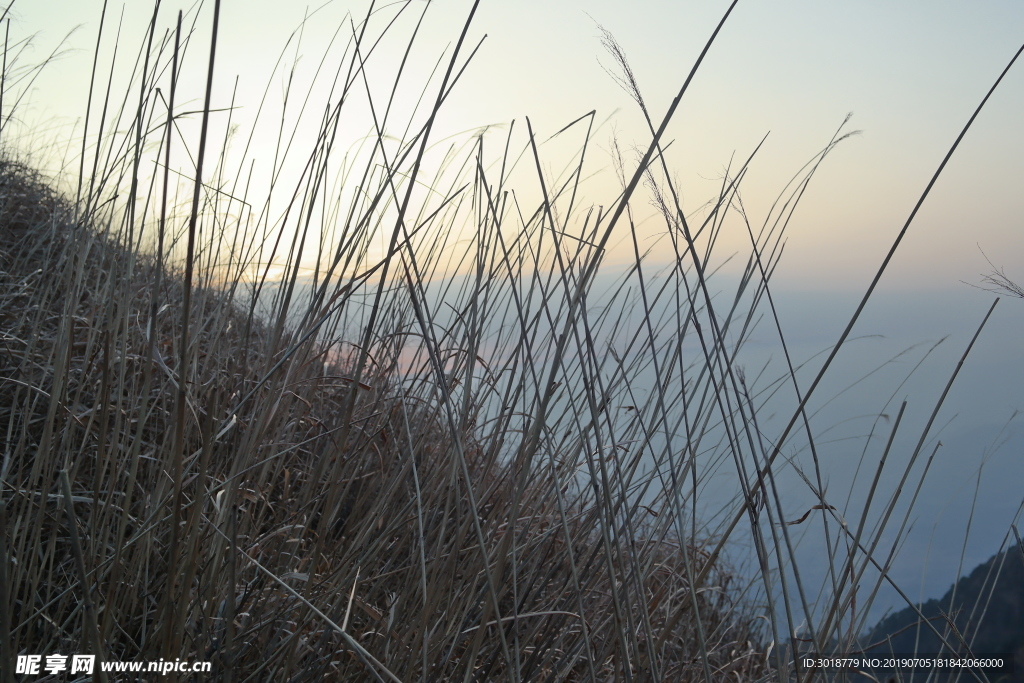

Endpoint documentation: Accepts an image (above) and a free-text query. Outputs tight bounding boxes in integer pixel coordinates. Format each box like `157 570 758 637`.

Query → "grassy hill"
3 2 1022 682
0 152 770 681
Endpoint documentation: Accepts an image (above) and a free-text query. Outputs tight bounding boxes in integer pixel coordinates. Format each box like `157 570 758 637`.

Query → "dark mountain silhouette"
859 545 1024 682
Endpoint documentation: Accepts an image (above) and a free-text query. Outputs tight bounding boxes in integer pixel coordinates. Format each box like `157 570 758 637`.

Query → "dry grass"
1 2 1022 682
0 145 767 682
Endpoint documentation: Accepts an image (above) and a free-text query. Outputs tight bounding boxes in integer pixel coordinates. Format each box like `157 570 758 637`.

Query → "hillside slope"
861 547 1024 681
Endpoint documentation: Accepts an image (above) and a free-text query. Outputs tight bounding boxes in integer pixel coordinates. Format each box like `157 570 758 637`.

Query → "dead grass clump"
0 151 769 681
7 2 1017 681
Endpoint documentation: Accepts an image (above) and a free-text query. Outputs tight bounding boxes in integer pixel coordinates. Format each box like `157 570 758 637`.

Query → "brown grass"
2 2 1021 682
0 152 768 680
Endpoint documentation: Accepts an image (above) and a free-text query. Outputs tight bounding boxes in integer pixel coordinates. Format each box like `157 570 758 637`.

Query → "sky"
12 0 1024 290
10 0 1024 624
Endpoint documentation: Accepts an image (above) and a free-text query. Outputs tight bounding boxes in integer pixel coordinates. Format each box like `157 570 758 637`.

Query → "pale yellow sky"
9 0 1024 291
